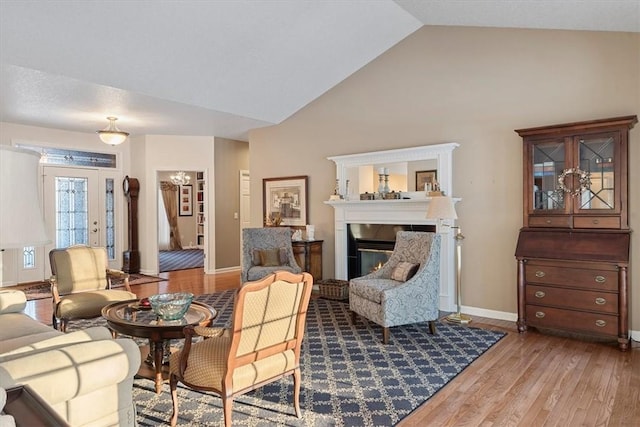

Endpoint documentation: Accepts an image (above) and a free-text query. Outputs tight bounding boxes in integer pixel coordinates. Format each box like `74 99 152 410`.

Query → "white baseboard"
461 305 518 322
214 266 240 274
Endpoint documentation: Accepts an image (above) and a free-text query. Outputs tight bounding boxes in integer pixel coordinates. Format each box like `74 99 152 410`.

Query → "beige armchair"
169 271 314 427
49 245 137 332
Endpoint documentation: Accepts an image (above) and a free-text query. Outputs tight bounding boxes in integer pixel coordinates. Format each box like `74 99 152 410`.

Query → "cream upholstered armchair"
49 245 137 332
169 271 314 427
240 227 302 283
349 231 441 344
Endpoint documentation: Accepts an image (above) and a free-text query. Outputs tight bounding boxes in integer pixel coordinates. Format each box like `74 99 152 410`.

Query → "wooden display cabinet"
515 115 636 351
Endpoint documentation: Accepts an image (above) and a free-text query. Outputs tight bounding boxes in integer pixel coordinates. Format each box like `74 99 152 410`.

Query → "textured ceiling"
1 0 638 141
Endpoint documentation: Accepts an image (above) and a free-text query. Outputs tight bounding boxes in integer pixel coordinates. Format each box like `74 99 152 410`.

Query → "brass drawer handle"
534 291 546 298
535 311 545 318
594 275 606 283
545 219 552 224
592 219 600 224
595 297 606 305
595 320 606 328
535 271 545 278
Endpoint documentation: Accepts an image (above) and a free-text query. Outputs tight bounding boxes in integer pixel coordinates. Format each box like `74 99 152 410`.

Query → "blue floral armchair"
349 231 441 344
241 227 302 283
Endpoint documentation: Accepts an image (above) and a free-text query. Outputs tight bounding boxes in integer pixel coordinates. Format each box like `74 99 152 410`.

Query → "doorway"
239 170 250 259
157 170 205 272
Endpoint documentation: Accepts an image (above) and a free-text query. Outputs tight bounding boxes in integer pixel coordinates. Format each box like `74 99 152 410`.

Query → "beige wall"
214 137 249 269
249 26 640 331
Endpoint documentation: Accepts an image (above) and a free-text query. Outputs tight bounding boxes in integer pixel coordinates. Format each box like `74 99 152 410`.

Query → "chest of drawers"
515 230 630 351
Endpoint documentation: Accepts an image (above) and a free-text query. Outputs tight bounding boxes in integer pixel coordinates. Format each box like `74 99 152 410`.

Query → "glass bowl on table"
148 292 194 320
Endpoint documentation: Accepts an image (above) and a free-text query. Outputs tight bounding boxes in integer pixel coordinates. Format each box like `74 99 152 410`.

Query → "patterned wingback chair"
349 231 441 344
169 271 314 427
49 245 137 332
240 227 302 283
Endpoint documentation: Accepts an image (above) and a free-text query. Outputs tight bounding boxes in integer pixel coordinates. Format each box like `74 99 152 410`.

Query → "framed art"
415 170 438 191
178 184 193 216
263 175 308 227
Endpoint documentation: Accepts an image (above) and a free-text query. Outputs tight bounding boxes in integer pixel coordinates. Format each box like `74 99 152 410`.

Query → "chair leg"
60 319 68 333
429 320 437 335
170 374 179 426
222 395 233 427
52 314 58 330
382 327 389 344
293 368 302 418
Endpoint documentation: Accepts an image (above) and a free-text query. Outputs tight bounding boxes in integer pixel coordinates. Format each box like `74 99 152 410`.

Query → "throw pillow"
259 248 282 267
252 248 289 266
390 262 419 282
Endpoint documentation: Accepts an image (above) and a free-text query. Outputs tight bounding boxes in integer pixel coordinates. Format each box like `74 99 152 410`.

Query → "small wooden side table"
102 300 216 393
292 239 323 280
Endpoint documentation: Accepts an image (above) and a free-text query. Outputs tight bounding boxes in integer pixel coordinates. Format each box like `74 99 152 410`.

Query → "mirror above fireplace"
327 142 459 200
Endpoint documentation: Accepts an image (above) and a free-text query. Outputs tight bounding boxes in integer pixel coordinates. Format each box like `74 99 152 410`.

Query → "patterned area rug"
159 249 204 272
12 274 165 301
68 291 505 426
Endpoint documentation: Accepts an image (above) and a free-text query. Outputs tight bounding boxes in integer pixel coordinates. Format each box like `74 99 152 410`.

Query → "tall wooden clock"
122 175 141 273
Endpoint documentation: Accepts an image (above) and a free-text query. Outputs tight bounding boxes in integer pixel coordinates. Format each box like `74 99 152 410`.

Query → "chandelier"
96 117 129 145
170 171 191 185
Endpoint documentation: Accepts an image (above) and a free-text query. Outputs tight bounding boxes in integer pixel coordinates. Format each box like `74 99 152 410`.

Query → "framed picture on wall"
415 170 438 191
263 176 308 227
178 184 193 216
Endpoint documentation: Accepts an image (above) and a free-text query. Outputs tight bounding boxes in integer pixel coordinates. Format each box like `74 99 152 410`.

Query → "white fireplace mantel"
326 143 459 311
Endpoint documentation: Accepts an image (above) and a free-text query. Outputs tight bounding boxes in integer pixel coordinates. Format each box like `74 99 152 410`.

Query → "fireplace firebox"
347 224 436 279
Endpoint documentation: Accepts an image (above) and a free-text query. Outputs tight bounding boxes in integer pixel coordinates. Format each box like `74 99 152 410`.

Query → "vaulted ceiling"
1 1 638 141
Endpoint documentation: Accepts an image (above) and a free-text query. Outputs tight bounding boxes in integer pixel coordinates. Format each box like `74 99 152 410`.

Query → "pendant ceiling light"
170 171 191 186
97 116 129 145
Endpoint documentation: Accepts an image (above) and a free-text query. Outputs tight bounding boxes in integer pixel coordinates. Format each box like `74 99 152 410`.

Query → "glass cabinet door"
531 140 566 211
576 133 617 212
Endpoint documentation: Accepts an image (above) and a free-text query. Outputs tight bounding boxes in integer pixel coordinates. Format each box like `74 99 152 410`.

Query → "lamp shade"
426 196 458 220
0 145 50 249
97 116 129 145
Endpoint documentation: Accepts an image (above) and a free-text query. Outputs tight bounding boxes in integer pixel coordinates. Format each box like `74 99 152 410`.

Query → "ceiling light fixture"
97 116 129 145
170 171 191 186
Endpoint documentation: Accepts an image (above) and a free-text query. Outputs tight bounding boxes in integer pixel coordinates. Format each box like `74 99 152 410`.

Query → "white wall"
0 124 217 283
0 122 129 285
133 135 215 275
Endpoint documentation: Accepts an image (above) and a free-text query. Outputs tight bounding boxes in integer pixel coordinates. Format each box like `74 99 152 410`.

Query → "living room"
1 1 639 425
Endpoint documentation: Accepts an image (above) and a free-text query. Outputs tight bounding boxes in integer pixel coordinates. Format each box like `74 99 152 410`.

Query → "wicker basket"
316 279 349 301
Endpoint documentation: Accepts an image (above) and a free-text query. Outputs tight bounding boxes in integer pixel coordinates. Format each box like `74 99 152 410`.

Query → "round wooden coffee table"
102 299 217 394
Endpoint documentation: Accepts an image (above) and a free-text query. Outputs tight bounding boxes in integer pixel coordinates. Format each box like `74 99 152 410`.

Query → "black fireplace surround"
347 223 435 279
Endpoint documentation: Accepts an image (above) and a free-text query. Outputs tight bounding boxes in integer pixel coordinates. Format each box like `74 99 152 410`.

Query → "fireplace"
347 224 435 279
325 142 459 311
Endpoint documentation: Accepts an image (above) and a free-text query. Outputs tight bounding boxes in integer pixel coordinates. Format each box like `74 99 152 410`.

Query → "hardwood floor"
24 268 640 426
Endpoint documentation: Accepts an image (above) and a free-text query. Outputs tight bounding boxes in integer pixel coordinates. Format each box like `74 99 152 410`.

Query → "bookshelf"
196 172 205 248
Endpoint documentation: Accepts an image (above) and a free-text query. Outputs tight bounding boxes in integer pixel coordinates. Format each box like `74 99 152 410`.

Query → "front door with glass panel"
40 167 118 278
